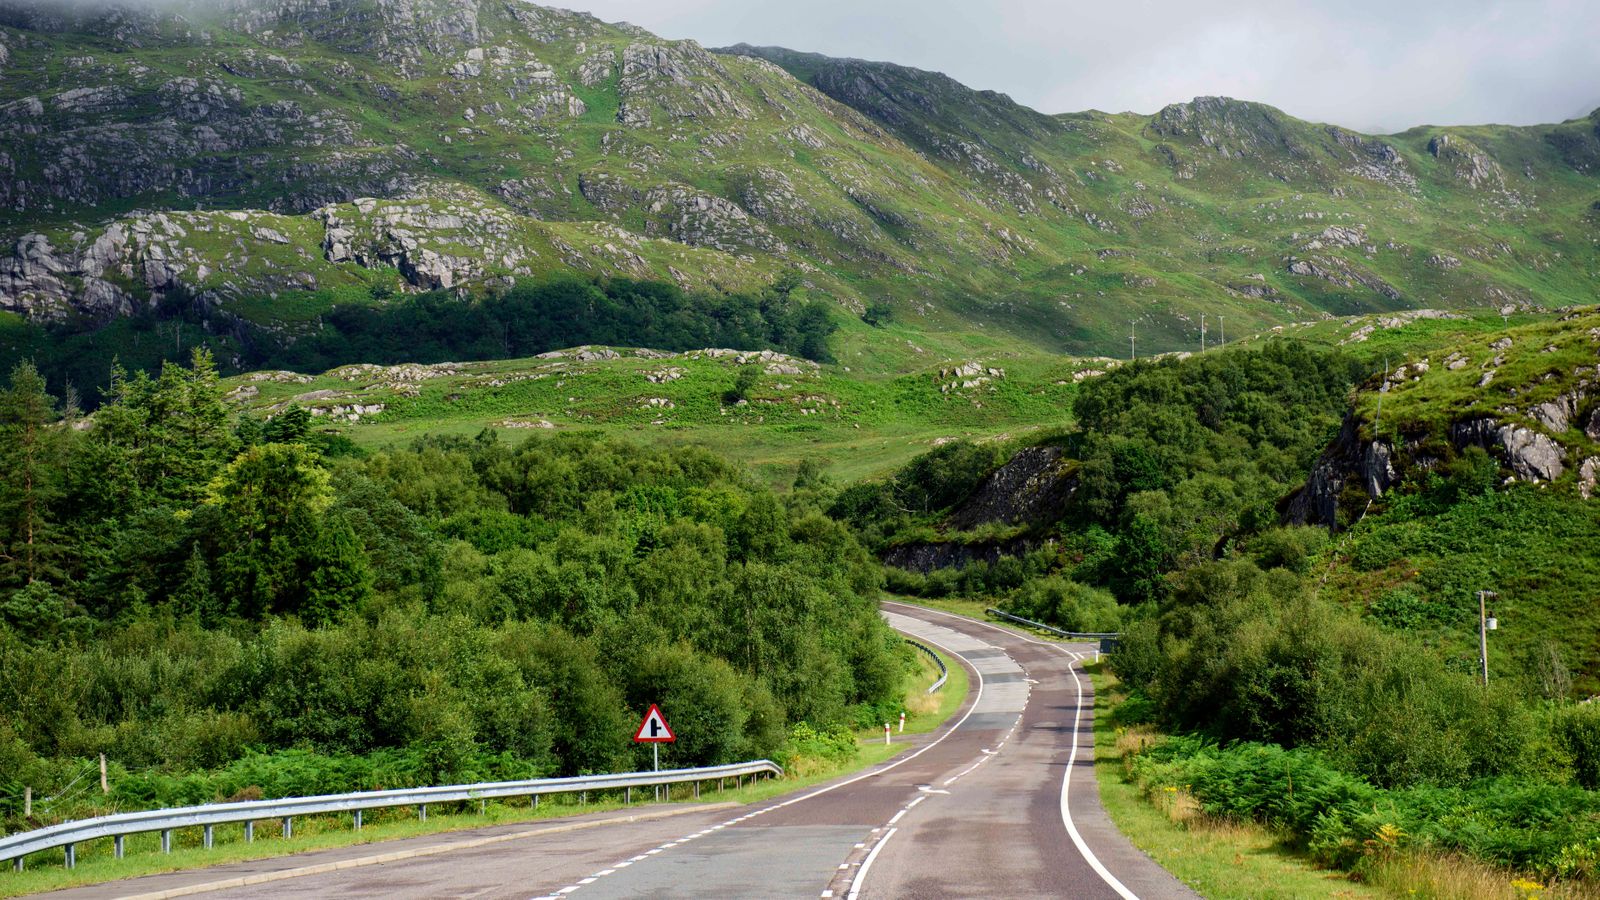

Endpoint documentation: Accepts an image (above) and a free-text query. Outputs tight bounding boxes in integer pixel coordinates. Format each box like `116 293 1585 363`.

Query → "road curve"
39 603 1195 900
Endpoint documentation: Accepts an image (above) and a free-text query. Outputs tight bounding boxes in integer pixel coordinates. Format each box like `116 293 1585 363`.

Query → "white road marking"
846 827 898 900
883 600 1141 900
530 610 999 900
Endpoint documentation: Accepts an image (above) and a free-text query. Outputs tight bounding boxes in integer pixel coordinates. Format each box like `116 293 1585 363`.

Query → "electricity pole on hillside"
1477 590 1499 686
1129 320 1137 361
1199 314 1207 352
1218 315 1225 346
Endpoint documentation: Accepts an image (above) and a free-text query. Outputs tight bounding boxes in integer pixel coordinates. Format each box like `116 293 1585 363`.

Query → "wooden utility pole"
23 787 30 818
100 753 108 794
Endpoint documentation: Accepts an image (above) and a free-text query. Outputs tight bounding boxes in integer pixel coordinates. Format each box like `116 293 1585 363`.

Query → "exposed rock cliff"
1287 312 1600 526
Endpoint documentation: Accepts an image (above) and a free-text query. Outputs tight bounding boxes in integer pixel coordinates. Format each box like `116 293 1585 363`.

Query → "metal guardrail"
985 608 1121 650
904 638 949 693
0 759 782 871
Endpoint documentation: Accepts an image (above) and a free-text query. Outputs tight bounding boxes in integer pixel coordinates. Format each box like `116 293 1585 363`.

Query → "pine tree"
263 404 312 444
154 348 237 504
0 362 66 586
302 513 373 625
172 544 218 624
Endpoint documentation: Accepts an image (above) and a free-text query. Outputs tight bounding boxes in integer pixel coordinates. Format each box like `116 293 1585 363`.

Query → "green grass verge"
1086 663 1383 899
0 643 969 898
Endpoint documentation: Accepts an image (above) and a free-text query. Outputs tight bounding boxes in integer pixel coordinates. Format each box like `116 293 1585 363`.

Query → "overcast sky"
570 0 1600 133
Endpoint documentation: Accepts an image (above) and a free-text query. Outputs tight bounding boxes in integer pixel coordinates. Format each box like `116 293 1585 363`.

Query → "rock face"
882 536 1040 575
0 230 137 319
1147 96 1302 160
1428 134 1504 189
1450 418 1566 483
1285 255 1403 300
946 445 1076 531
1285 415 1397 525
1288 390 1592 527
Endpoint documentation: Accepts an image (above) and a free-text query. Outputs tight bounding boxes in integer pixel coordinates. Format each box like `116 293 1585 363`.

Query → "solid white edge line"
754 625 987 816
1060 645 1139 900
846 827 898 900
883 600 1140 900
532 616 989 900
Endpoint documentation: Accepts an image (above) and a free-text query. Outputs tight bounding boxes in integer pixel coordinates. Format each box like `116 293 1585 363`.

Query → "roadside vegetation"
0 642 963 898
846 325 1600 894
0 351 922 842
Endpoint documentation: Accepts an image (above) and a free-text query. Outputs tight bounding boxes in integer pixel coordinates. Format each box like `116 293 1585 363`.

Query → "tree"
172 544 219 624
156 349 237 504
74 351 236 516
302 513 374 625
722 366 759 406
205 443 333 617
862 299 894 327
0 362 66 586
263 405 312 444
0 581 69 641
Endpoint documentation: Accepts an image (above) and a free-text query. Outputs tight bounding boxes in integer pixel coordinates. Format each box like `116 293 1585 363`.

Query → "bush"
1555 703 1600 790
1241 526 1328 574
1125 736 1600 877
1004 576 1121 633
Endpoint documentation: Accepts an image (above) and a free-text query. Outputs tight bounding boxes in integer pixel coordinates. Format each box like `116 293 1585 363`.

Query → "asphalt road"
41 603 1196 900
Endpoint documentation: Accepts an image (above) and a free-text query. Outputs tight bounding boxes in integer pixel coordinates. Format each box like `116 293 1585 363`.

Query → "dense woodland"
0 352 900 824
0 275 838 409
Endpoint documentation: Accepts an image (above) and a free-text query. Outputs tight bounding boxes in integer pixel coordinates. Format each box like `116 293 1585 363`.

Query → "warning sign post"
634 704 675 787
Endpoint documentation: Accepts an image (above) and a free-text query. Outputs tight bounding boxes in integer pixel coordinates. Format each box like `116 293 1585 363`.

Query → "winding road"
42 602 1195 900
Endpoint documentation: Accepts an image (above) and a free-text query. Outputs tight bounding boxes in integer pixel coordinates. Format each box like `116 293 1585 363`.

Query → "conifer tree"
303 513 373 625
0 362 65 586
173 544 218 624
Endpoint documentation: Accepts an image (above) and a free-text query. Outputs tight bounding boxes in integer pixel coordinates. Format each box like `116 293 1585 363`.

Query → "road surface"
41 602 1196 900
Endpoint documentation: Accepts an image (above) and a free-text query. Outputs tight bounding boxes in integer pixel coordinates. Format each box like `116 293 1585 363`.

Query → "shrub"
1555 703 1600 790
1004 576 1121 633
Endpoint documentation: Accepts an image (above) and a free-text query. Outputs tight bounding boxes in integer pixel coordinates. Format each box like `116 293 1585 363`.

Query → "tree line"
0 275 838 410
0 351 900 826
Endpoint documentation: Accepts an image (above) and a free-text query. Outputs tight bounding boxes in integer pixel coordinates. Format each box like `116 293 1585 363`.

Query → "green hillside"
1 0 1597 387
218 342 1100 485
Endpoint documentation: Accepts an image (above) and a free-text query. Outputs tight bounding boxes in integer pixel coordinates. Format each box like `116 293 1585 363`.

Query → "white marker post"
884 722 891 746
898 711 906 733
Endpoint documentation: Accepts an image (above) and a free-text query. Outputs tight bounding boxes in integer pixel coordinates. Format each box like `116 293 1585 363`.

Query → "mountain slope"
0 0 1596 368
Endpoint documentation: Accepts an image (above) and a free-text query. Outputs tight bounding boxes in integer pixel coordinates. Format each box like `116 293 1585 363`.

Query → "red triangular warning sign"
634 704 676 743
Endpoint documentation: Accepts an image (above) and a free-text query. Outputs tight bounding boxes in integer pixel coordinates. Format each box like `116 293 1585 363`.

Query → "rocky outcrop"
946 445 1076 531
1428 134 1504 190
0 230 140 320
1325 126 1414 189
1289 393 1592 526
1147 96 1304 160
882 536 1040 574
1450 418 1566 483
616 41 751 127
1285 415 1393 525
1285 255 1403 300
